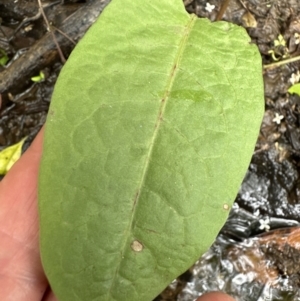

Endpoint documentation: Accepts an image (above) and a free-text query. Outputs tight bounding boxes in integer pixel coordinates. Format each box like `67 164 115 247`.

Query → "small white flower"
232 202 239 210
253 209 260 216
274 35 286 47
290 71 300 85
272 113 284 124
259 217 270 232
205 2 215 13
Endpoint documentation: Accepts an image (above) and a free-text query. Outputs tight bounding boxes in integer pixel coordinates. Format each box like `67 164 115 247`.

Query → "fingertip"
27 126 44 155
1 126 44 186
196 292 236 301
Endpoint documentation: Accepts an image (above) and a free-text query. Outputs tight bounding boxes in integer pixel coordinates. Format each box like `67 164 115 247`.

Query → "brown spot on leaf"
131 240 143 252
223 203 229 210
132 190 139 211
170 63 177 77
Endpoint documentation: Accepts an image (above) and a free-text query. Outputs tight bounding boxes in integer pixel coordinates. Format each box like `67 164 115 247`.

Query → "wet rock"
237 149 300 220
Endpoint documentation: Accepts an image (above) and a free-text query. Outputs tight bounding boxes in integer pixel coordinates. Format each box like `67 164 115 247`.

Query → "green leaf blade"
39 0 264 300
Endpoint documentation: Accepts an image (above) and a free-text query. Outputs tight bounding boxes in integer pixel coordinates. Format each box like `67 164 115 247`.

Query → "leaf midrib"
108 13 197 299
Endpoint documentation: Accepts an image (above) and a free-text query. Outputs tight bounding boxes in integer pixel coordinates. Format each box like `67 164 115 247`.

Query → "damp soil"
1 0 300 300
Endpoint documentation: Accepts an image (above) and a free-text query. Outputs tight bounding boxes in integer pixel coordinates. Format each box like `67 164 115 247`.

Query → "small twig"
51 25 76 45
237 0 248 10
216 0 231 21
0 25 8 41
263 55 300 70
8 1 60 41
37 0 66 63
12 10 41 40
0 0 111 94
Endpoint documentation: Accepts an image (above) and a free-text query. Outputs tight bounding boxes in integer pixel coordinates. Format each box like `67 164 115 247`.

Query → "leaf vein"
107 14 198 298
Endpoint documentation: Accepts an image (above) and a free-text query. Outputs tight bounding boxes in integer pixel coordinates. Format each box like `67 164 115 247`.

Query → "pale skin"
0 128 235 301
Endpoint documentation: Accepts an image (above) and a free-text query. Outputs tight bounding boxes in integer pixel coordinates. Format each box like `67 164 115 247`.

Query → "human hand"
0 128 235 301
0 128 58 301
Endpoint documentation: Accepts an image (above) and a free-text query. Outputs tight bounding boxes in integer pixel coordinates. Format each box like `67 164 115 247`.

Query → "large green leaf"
38 0 264 300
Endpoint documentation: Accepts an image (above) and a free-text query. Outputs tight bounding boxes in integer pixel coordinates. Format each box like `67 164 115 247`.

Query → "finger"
197 292 236 301
0 128 48 301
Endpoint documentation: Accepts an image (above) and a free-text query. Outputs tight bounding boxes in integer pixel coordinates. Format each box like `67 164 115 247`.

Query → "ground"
1 0 300 300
